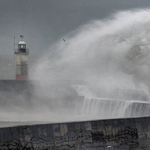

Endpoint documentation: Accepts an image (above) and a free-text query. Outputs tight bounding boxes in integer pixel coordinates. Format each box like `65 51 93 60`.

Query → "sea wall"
0 80 149 149
0 117 150 150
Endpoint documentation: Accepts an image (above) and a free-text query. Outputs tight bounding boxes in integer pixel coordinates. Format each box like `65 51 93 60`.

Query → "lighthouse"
14 35 29 80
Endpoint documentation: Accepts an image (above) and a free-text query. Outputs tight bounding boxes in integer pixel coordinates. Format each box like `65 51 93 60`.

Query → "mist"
30 9 150 121
32 10 150 94
1 9 150 124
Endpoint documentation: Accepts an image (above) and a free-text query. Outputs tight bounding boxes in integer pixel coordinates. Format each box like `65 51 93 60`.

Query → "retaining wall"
0 80 149 149
0 117 150 150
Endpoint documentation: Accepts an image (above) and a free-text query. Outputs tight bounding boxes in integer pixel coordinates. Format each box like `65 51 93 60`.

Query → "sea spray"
1 10 150 122
29 9 150 121
33 10 150 95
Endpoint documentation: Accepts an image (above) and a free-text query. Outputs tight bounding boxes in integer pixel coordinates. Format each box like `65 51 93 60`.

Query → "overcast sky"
0 0 150 79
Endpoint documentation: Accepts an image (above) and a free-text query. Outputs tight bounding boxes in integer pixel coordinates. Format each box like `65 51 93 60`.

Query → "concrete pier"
0 80 149 149
0 117 149 149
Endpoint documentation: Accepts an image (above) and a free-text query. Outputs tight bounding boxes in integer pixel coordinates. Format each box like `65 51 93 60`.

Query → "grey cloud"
0 0 150 79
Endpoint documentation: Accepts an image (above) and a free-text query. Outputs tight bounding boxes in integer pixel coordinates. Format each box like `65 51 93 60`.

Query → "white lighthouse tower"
14 35 29 80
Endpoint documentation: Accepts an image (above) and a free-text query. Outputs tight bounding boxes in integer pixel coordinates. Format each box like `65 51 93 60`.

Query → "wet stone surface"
0 117 149 149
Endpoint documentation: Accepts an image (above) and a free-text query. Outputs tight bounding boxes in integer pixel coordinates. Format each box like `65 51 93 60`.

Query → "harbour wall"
0 80 149 149
0 116 150 150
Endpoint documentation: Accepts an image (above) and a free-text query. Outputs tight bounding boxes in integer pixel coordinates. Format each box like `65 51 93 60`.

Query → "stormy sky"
0 0 150 79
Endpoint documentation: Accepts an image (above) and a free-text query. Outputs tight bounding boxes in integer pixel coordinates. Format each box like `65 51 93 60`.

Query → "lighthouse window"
19 44 26 49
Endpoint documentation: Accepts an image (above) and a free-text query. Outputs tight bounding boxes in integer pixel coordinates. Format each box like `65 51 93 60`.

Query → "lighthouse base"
16 75 28 80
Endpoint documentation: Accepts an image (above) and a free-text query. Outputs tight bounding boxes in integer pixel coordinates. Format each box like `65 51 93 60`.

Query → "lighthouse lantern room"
14 35 29 80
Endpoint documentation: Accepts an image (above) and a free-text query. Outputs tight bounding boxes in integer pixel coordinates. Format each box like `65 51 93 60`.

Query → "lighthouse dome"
18 41 26 44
